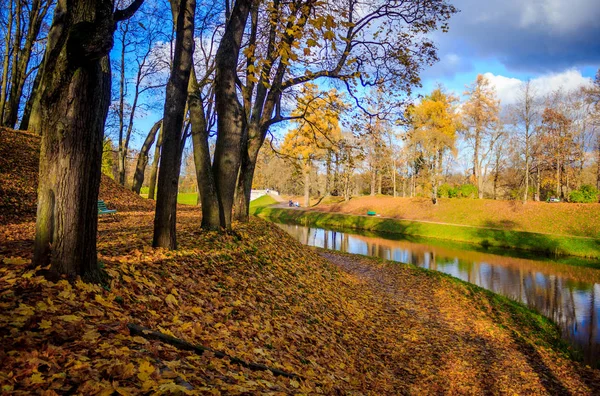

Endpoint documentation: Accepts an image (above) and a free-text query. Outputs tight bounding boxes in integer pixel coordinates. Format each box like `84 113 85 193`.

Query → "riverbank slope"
253 205 600 258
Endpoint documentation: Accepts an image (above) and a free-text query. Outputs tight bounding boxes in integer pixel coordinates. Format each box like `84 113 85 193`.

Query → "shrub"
438 183 458 198
569 185 600 203
458 184 478 199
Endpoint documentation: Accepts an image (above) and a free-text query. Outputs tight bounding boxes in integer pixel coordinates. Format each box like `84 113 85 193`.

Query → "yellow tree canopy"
281 84 346 164
407 87 459 155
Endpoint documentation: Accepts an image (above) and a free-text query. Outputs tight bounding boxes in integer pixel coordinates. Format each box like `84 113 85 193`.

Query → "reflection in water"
277 222 600 366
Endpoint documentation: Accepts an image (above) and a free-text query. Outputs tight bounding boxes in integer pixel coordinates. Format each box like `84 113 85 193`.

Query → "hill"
315 196 600 238
1 128 599 393
0 128 153 225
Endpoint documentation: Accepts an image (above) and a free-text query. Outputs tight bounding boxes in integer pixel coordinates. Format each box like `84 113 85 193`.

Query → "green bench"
98 200 117 216
367 210 376 216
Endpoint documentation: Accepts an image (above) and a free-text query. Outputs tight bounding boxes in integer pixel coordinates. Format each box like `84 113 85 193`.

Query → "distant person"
295 201 300 207
289 200 293 207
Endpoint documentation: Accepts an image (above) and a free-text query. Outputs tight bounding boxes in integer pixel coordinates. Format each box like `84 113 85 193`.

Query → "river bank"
252 206 600 259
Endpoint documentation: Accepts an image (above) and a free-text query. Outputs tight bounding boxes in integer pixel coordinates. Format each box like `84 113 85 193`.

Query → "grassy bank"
315 195 600 239
252 206 600 259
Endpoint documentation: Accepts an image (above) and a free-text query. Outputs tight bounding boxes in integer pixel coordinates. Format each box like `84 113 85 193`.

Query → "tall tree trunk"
523 140 529 204
370 167 376 196
132 120 161 194
33 0 120 281
153 0 196 249
19 60 43 131
147 126 162 200
4 0 50 128
213 0 251 229
596 135 600 191
474 128 483 199
303 161 311 207
4 0 22 126
117 22 128 186
377 171 382 195
233 126 261 223
0 0 14 120
189 75 220 229
535 164 541 201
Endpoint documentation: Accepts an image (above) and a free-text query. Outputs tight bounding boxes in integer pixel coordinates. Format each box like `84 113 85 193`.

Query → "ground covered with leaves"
2 129 600 394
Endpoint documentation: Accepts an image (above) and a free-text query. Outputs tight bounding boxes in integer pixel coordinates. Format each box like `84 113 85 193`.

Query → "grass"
252 207 600 259
177 192 198 205
316 196 600 238
249 194 278 209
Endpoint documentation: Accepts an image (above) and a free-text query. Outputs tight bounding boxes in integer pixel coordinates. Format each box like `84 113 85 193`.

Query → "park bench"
98 200 117 216
367 210 376 216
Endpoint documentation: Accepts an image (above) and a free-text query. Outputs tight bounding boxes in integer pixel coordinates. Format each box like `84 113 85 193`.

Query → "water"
274 222 600 366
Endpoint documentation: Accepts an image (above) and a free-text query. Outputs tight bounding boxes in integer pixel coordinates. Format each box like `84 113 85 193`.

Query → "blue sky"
124 0 600 152
417 0 600 101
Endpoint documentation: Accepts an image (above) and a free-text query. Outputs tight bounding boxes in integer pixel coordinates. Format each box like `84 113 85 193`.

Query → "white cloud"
482 69 593 106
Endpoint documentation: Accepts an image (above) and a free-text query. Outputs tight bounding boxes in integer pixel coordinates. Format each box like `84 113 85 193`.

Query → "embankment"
252 206 600 259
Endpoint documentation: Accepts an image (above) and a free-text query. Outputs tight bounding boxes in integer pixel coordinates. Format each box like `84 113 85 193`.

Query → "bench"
367 210 376 216
98 200 117 216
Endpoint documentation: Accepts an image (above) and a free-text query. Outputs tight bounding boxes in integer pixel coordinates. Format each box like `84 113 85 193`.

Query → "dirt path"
319 250 600 395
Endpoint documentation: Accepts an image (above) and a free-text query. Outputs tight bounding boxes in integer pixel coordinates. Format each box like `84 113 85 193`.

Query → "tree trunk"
188 68 220 229
535 165 541 201
523 140 529 204
33 0 117 281
377 171 382 195
212 0 251 229
147 126 162 200
4 0 50 128
117 22 128 186
153 0 196 249
370 167 376 196
0 0 14 120
303 162 311 207
474 128 482 199
132 120 161 194
19 60 43 131
233 127 262 223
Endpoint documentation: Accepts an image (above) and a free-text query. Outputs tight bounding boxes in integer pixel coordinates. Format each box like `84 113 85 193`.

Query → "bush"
438 184 458 198
569 185 599 203
458 184 478 199
140 186 149 195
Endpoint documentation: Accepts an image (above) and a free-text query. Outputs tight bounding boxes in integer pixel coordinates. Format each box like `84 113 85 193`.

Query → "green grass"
177 192 198 205
249 194 278 209
252 207 600 259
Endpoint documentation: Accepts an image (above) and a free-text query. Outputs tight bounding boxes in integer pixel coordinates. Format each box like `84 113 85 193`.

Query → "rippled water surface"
274 222 600 366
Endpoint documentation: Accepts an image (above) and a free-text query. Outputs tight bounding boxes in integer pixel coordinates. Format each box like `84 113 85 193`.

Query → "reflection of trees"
276 222 599 363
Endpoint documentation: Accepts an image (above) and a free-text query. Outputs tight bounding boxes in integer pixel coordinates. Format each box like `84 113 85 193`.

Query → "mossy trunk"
33 0 115 280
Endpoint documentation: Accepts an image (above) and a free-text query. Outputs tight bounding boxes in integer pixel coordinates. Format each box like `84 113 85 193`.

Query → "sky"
125 0 600 152
418 0 600 103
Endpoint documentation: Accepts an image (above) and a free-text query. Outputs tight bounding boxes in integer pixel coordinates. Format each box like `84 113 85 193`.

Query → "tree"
584 69 600 190
113 2 166 186
407 87 458 203
1 0 53 128
152 0 196 249
539 105 575 199
132 119 162 194
281 85 345 207
32 0 144 279
207 0 456 226
510 80 539 203
461 74 500 199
